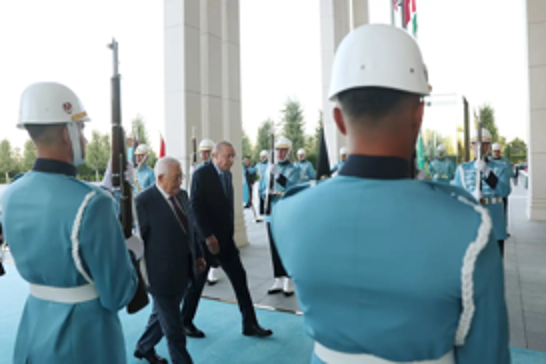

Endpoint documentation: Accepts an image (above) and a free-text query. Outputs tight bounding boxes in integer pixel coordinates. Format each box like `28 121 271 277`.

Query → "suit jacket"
136 185 201 296
190 162 237 255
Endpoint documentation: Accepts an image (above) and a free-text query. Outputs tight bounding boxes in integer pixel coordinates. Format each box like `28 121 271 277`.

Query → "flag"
159 134 166 158
404 0 418 36
392 0 398 10
316 126 331 180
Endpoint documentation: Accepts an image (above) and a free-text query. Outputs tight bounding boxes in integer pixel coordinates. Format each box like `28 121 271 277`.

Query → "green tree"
280 99 306 160
504 137 527 163
254 119 274 161
0 140 17 181
21 140 37 171
86 131 111 179
242 130 253 161
131 114 150 146
477 104 499 142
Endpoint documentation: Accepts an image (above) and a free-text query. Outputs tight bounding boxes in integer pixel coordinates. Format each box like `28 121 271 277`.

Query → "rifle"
108 39 149 314
264 133 276 216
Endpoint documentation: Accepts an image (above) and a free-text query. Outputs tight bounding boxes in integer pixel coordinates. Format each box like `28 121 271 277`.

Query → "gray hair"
154 156 181 179
213 140 234 154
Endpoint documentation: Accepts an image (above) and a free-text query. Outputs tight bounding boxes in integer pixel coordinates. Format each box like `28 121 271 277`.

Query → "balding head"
155 157 183 196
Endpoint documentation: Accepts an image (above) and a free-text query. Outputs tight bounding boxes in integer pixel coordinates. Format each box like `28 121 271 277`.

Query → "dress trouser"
503 197 509 229
498 241 505 258
259 195 265 215
181 247 258 329
137 293 193 364
266 222 288 278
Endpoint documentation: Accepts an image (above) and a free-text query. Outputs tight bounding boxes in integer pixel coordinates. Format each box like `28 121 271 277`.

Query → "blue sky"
0 0 528 151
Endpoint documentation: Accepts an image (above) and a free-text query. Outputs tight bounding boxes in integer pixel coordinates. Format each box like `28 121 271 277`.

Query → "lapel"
207 162 231 207
152 185 189 236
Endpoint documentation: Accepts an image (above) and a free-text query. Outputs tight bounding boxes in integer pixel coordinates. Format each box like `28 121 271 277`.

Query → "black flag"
316 126 331 180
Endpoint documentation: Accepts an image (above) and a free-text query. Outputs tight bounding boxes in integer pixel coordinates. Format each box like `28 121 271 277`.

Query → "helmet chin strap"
67 123 85 166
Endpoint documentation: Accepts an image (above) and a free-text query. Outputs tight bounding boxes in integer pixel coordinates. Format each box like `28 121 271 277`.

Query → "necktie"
169 196 189 232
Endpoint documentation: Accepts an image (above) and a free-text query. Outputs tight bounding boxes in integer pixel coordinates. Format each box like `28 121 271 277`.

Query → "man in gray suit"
134 157 206 364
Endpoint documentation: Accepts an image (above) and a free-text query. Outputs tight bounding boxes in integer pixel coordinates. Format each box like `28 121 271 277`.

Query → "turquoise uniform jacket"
330 160 345 174
295 160 317 182
134 164 155 195
271 156 509 364
429 158 455 184
1 159 138 364
256 161 268 198
264 161 301 222
492 157 514 196
453 159 510 241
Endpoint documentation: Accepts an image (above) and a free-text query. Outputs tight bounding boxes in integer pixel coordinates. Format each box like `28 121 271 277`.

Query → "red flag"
159 134 165 158
403 0 411 26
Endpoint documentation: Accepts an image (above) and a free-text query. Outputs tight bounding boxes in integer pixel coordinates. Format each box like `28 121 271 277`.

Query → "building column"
164 0 201 174
525 0 546 221
320 0 369 167
164 0 247 245
222 0 247 247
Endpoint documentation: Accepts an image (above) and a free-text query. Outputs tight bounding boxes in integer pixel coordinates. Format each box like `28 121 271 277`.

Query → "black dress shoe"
243 324 273 337
184 323 205 338
134 348 168 364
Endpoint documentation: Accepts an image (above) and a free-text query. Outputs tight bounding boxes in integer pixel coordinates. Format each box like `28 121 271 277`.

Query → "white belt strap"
30 283 99 304
314 343 455 364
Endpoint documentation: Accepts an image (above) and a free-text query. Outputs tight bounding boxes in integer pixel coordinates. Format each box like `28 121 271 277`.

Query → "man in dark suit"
134 157 206 364
184 140 273 338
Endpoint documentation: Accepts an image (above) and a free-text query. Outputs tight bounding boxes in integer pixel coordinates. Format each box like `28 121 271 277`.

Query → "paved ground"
203 182 546 351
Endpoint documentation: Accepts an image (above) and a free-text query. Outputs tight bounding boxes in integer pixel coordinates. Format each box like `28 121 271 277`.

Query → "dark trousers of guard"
266 222 288 278
181 248 259 329
259 195 265 215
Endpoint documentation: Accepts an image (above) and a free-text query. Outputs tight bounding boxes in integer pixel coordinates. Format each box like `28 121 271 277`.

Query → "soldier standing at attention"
429 144 455 184
256 150 269 215
134 144 156 195
2 82 138 364
491 142 513 233
271 24 509 364
453 129 511 257
295 148 317 182
330 147 347 175
265 137 301 296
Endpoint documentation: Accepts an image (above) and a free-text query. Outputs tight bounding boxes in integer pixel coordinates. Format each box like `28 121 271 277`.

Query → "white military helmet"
297 148 306 156
329 24 431 100
437 144 446 153
18 82 90 166
471 128 493 143
260 150 268 158
199 138 215 151
275 137 292 150
135 144 150 155
492 143 501 151
340 147 348 155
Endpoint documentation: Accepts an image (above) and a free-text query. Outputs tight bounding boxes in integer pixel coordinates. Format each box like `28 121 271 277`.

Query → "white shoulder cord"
454 195 492 346
71 191 97 285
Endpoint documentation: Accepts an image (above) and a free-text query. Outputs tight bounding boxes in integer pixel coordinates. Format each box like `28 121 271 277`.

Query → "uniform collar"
278 160 291 166
32 158 77 177
339 155 410 180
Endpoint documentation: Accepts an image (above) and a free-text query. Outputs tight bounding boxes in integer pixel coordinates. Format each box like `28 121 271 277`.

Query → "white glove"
472 189 482 202
126 235 144 260
267 163 279 178
474 159 490 176
100 157 134 190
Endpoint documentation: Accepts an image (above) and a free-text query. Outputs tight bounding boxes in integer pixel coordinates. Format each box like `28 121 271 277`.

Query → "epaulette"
282 181 313 199
422 180 478 204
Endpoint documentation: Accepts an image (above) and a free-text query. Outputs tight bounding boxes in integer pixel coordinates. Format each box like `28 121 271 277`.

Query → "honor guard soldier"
271 24 509 364
256 150 269 215
243 156 257 208
266 137 301 296
491 142 513 230
453 129 511 257
295 148 317 182
429 144 455 184
197 138 215 168
1 82 139 364
330 147 347 175
134 144 155 195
